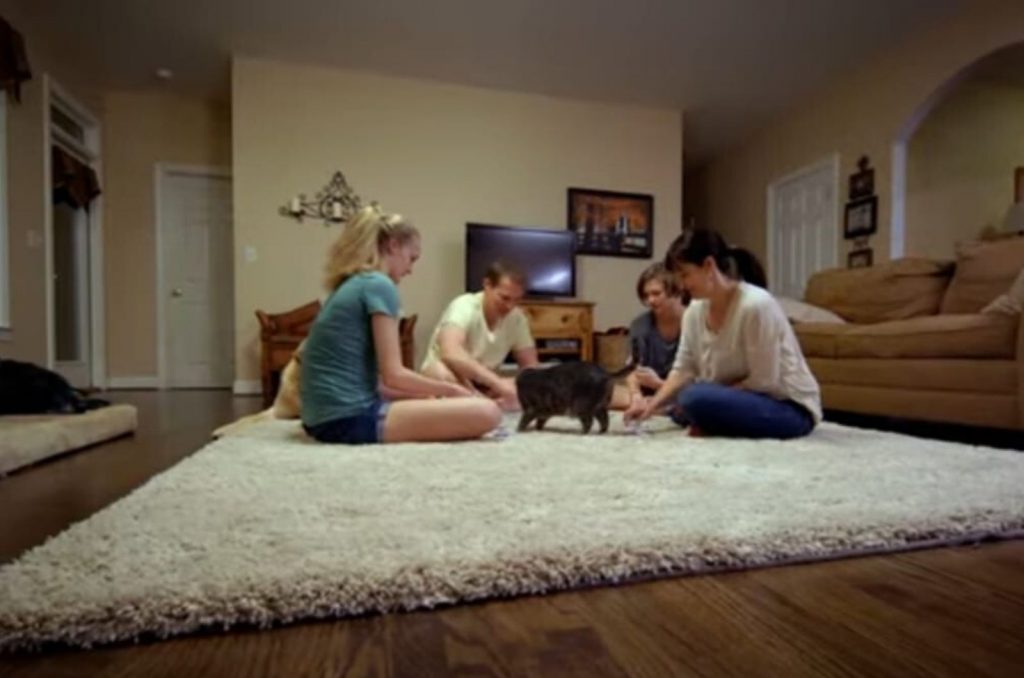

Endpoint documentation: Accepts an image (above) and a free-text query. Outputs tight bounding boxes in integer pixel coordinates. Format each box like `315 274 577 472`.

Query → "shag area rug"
0 404 137 476
1 416 1022 651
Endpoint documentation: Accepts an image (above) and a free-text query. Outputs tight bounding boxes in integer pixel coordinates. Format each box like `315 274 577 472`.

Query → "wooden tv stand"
519 299 594 362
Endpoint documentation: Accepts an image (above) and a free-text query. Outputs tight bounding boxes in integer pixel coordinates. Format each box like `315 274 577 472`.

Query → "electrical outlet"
244 245 258 263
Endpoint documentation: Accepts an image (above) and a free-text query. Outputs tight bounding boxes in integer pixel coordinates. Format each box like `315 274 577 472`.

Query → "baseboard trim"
232 380 262 396
107 376 159 390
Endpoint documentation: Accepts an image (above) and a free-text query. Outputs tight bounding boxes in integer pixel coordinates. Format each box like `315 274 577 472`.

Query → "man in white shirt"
420 262 539 408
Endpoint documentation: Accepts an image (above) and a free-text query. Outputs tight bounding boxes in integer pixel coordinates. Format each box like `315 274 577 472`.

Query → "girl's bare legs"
382 397 503 443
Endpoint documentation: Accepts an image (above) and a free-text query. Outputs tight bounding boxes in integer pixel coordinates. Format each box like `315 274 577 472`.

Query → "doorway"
156 165 234 388
766 155 839 299
45 76 104 389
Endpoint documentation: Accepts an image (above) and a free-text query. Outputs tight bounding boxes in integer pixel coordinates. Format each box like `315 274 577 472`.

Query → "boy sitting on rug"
608 263 687 413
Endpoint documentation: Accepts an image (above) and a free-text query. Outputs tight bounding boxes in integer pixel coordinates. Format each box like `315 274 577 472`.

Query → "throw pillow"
777 297 847 324
982 268 1024 316
941 237 1024 314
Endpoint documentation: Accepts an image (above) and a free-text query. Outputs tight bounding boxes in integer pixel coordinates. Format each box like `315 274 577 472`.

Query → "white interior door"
159 169 234 388
768 156 839 300
52 202 91 387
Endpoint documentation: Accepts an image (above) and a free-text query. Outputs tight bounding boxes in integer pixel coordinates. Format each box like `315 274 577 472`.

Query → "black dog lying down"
516 361 636 434
0 359 109 415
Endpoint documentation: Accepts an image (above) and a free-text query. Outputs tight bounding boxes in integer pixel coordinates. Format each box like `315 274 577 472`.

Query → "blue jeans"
669 383 814 439
303 401 391 445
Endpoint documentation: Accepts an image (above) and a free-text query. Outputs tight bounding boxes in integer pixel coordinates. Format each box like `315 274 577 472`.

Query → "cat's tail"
607 362 637 380
607 334 643 379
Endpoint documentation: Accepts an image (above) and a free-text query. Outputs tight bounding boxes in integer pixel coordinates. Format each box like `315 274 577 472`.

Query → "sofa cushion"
941 236 1024 314
793 323 854 359
835 314 1017 360
804 258 953 324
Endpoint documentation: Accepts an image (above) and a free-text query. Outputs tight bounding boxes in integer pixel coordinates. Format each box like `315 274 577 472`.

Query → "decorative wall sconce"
279 171 367 226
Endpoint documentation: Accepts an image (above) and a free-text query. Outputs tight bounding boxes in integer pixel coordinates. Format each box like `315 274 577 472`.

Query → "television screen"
465 223 576 297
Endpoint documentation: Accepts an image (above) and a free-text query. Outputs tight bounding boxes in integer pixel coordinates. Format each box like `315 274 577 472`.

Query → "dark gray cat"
516 361 636 434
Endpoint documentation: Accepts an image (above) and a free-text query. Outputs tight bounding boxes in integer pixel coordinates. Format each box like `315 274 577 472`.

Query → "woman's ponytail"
665 228 767 289
727 247 767 289
729 246 770 288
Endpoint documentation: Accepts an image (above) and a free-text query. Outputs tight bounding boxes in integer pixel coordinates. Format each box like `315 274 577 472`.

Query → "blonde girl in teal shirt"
302 206 502 444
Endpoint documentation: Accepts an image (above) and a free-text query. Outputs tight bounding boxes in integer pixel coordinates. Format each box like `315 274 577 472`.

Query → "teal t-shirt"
301 271 401 427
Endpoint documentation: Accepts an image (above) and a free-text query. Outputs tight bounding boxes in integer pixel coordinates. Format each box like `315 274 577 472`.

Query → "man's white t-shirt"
672 282 822 422
421 292 535 371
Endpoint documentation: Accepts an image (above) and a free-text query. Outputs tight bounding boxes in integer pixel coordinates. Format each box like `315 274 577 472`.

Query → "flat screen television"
465 223 576 298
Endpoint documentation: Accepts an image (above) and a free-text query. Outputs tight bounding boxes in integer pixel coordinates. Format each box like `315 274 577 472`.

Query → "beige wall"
0 1 103 365
233 57 683 383
683 164 710 231
698 1 1024 269
103 91 231 377
906 81 1024 260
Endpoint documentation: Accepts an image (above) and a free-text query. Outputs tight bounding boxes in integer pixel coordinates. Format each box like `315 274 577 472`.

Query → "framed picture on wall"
847 247 873 268
848 156 875 200
844 196 878 239
1015 166 1024 203
567 187 654 258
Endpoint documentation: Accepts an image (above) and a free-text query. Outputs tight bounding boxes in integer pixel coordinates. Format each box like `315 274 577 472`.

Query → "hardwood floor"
1 390 1022 677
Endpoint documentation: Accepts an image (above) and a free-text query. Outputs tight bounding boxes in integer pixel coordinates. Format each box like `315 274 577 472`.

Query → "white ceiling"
14 0 963 166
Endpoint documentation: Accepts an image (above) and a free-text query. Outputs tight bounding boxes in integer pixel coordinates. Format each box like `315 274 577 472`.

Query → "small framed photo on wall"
847 247 873 269
567 187 654 258
849 156 875 200
844 196 878 240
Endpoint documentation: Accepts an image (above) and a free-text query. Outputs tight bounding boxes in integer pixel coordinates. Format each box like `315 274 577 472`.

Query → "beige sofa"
792 237 1024 431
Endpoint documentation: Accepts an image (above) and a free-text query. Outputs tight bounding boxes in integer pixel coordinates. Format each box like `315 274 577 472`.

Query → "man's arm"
437 326 506 391
513 346 539 368
508 311 538 369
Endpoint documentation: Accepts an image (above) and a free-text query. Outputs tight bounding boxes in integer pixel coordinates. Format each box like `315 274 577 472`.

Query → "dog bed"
0 404 138 475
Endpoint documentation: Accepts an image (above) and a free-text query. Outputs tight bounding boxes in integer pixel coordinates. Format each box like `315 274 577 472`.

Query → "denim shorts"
304 401 391 445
